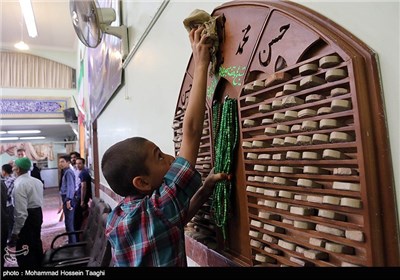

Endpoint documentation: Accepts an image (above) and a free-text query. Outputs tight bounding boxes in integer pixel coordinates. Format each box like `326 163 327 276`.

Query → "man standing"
1 164 16 246
69 151 81 195
74 157 92 233
31 163 44 185
9 157 44 267
59 155 77 244
1 175 8 267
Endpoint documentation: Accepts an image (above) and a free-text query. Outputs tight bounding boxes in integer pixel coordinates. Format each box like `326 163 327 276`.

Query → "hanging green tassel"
211 97 239 242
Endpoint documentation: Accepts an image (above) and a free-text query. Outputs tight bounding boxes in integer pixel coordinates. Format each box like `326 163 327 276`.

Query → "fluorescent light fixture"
14 41 29 50
0 131 6 134
19 136 46 140
19 0 38 38
7 130 41 134
0 135 46 141
0 137 19 141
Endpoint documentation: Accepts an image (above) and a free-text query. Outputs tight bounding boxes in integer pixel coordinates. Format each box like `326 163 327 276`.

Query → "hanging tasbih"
211 96 239 241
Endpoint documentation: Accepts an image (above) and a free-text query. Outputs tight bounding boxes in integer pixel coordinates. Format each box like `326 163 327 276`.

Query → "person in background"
74 157 92 235
59 155 77 244
69 151 80 166
1 164 16 247
8 148 27 166
57 163 65 222
9 157 44 267
1 172 9 267
16 148 26 158
31 163 44 185
102 26 229 266
69 152 81 209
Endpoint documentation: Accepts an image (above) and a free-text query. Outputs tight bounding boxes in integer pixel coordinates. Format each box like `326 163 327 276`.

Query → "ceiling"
1 0 79 142
1 0 77 53
1 123 78 142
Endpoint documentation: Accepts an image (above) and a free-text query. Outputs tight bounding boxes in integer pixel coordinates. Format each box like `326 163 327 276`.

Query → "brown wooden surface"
175 0 398 267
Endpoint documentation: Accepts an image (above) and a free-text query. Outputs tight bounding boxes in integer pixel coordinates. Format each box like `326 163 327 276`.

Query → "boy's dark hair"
70 151 81 158
59 155 71 162
101 137 149 196
76 157 85 164
2 164 12 174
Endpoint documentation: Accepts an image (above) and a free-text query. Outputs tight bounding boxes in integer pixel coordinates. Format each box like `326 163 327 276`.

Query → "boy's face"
70 154 77 165
59 158 69 169
17 150 26 158
143 141 175 189
76 159 85 170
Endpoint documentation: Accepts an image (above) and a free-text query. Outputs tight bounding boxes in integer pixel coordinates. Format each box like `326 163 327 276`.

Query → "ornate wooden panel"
174 0 398 266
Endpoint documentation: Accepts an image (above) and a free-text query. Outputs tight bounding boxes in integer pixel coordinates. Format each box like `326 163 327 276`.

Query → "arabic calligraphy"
236 24 251 55
259 24 290 67
181 84 192 108
219 65 246 86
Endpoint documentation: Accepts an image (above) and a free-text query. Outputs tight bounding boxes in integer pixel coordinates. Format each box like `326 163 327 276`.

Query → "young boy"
102 26 228 266
59 155 77 244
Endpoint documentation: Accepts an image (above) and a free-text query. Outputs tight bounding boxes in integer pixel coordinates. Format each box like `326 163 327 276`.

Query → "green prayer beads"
211 97 239 241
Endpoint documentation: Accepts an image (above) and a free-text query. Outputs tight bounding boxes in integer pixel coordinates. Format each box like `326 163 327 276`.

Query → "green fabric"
15 157 31 171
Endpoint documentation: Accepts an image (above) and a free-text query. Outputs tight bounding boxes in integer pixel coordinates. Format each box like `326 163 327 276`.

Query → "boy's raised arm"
179 27 212 167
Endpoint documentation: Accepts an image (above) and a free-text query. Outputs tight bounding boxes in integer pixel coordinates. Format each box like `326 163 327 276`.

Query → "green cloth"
15 157 31 171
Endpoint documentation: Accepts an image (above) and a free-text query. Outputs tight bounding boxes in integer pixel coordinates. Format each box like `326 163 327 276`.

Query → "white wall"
96 1 399 224
97 1 223 186
41 168 59 188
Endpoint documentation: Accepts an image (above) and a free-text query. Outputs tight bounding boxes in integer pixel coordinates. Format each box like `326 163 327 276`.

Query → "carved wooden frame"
175 0 398 266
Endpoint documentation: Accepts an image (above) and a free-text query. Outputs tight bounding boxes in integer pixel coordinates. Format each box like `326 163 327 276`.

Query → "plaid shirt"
105 157 201 267
3 175 16 207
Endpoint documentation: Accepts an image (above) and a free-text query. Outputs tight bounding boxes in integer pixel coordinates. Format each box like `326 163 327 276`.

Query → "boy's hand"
203 168 230 194
184 168 230 224
189 26 212 69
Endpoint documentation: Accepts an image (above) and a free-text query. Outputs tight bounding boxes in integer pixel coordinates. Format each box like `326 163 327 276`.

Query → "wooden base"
185 234 240 267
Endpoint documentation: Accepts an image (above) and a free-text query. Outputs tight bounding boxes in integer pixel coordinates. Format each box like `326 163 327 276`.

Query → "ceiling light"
0 131 6 134
19 136 46 140
7 130 41 134
0 137 19 141
19 0 38 38
14 41 30 50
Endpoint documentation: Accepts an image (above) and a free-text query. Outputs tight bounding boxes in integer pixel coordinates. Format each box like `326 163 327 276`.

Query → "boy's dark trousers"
61 195 77 244
16 207 44 267
73 194 84 241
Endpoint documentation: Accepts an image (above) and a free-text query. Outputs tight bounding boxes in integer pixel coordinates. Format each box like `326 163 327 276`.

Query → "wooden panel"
175 0 399 267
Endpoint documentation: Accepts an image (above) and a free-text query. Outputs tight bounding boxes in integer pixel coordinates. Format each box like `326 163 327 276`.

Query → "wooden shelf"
175 0 399 266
